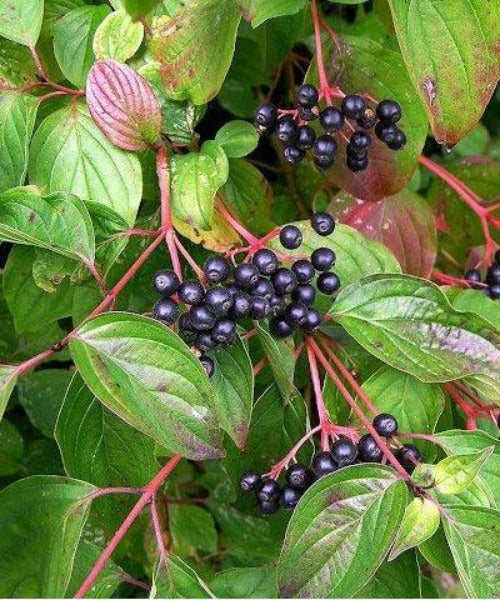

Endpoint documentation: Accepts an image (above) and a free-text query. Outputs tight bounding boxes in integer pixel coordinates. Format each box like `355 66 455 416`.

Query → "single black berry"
349 131 372 151
314 135 337 157
296 84 319 108
292 283 316 306
292 259 315 283
356 109 376 130
314 154 335 170
319 106 344 132
280 487 302 509
302 308 322 332
248 296 270 319
179 312 194 333
331 438 358 467
234 263 259 289
272 268 298 295
154 298 179 325
488 284 500 299
358 434 383 462
276 116 297 145
296 125 316 150
280 225 303 250
258 499 279 515
256 479 281 502
283 145 305 165
254 103 278 134
253 249 279 276
341 95 366 119
464 269 482 289
346 143 367 159
195 332 216 353
153 269 180 297
311 212 335 236
375 122 398 144
189 305 216 331
200 355 215 377
386 128 406 150
311 247 336 271
284 302 308 326
486 264 500 285
285 464 313 490
317 272 341 295
205 287 234 316
203 256 231 283
252 277 275 299
269 294 285 315
297 105 317 122
373 413 398 437
312 451 337 477
395 444 421 473
240 471 261 493
231 291 252 317
269 316 294 339
178 280 205 305
346 155 369 172
212 318 236 344
376 100 402 125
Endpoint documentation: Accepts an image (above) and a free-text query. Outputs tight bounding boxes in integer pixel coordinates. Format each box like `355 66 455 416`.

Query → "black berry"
284 302 308 326
356 109 376 130
292 259 315 283
386 128 406 150
258 499 279 515
205 287 234 316
341 95 366 119
240 471 261 493
314 154 335 170
376 100 402 125
296 84 319 108
319 106 344 132
253 249 279 276
269 316 294 339
464 269 482 289
212 319 236 344
314 135 337 157
269 295 285 315
375 122 398 144
153 298 179 325
358 434 383 462
292 283 316 306
179 312 194 333
311 247 336 271
195 332 215 353
272 268 298 295
311 212 335 236
200 355 215 377
280 487 302 509
285 464 313 490
252 277 275 299
248 296 270 319
296 125 316 150
488 284 500 299
203 256 231 283
349 131 371 151
331 438 358 467
395 444 421 473
256 479 281 502
153 269 180 297
373 413 398 437
312 451 337 477
276 116 297 145
231 291 251 317
178 280 205 305
303 308 322 332
297 105 317 122
254 103 278 134
234 263 259 289
346 155 369 172
486 264 500 285
317 272 340 295
189 305 216 331
283 146 305 164
280 225 303 250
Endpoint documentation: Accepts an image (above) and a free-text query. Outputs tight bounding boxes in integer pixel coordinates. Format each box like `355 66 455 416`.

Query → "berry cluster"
152 213 339 376
464 250 500 299
240 413 421 515
254 84 406 172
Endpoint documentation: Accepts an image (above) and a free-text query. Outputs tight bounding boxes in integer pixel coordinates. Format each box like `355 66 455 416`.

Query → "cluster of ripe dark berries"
464 250 500 300
152 213 338 376
254 84 406 173
240 413 421 515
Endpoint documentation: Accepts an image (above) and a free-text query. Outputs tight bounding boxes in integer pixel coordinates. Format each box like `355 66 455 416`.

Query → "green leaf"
419 525 457 574
356 551 426 598
0 419 23 476
122 0 160 20
442 505 500 598
151 557 213 599
0 93 38 194
69 312 223 460
269 222 401 302
331 274 500 383
169 504 218 555
93 9 144 62
0 0 44 46
306 35 428 200
0 476 96 597
238 0 307 27
56 373 158 487
148 0 241 104
278 465 409 597
448 288 500 332
53 5 110 88
170 144 228 230
29 102 142 227
255 322 296 401
0 187 95 264
215 120 259 158
387 0 498 144
434 447 494 495
210 334 253 449
389 497 440 560
18 369 73 437
210 567 277 599
0 364 16 421
0 38 36 87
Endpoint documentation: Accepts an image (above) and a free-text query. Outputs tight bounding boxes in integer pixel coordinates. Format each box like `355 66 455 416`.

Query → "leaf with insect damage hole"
69 312 223 460
87 59 162 151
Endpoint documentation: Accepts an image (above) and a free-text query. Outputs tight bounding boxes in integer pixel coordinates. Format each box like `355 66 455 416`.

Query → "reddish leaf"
330 189 437 278
86 59 162 151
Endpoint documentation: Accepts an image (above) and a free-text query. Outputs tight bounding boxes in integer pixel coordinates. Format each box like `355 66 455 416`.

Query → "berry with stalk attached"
285 464 314 490
358 434 383 462
253 249 279 276
254 103 278 134
341 94 366 119
319 106 344 132
153 298 179 325
240 471 262 493
312 451 337 477
296 84 319 108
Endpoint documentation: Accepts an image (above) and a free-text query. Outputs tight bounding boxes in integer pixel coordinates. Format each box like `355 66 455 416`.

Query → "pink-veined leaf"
86 59 162 151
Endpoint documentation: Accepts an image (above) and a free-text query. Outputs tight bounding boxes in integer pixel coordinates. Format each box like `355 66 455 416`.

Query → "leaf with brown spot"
86 59 162 151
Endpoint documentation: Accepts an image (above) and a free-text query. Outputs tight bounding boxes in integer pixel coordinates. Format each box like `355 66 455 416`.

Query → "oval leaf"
0 187 95 263
215 120 259 158
278 464 409 598
93 10 144 62
331 274 500 383
434 447 494 495
389 497 440 560
387 0 498 144
69 312 223 460
87 59 162 151
0 476 95 598
0 0 44 46
29 102 142 227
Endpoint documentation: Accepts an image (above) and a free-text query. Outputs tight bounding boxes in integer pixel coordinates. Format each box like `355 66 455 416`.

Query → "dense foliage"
0 0 498 598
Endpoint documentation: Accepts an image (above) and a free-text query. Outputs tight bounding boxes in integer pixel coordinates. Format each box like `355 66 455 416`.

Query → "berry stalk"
306 343 332 450
310 0 331 103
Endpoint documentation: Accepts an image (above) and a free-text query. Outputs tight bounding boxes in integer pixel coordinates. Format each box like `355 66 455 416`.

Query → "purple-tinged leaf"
86 59 162 151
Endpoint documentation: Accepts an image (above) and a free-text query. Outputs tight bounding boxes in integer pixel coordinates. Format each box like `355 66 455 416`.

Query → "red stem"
444 383 479 429
306 344 331 450
75 455 182 598
308 338 411 481
150 495 168 566
85 262 109 297
310 0 331 102
216 200 258 245
86 486 143 501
